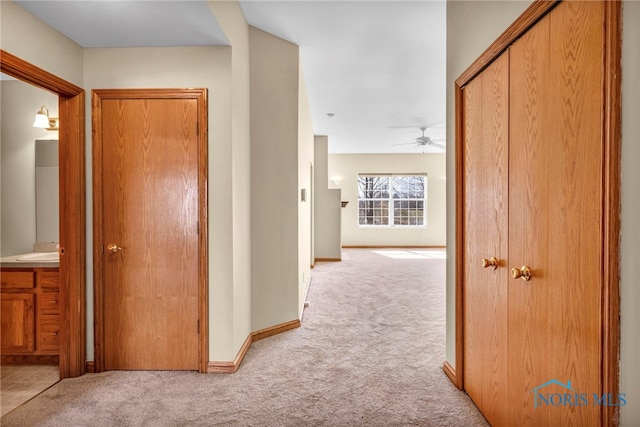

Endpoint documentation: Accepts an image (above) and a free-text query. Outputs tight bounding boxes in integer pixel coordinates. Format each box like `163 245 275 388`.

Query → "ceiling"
15 0 446 154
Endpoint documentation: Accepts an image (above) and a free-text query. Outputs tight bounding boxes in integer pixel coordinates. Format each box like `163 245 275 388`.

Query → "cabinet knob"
481 257 499 270
511 265 532 281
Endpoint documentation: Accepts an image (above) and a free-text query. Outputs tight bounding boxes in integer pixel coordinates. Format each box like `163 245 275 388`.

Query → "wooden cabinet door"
1 293 35 353
462 52 509 427
507 2 603 425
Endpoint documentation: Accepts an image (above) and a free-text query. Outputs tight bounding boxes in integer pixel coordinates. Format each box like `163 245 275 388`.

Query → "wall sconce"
330 176 343 187
33 105 59 131
341 201 349 208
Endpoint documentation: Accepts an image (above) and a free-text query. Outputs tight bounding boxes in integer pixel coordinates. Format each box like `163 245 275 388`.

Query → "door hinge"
197 221 200 235
197 320 200 334
196 122 199 136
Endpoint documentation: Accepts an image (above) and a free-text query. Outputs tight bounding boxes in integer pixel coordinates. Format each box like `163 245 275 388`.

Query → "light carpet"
1 248 488 426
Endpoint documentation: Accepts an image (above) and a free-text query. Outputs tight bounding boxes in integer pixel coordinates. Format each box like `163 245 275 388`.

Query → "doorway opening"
1 50 87 381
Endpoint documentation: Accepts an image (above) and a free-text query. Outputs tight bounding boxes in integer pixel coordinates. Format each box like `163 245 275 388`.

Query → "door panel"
463 52 509 427
507 14 552 426
547 2 602 425
101 98 199 370
508 2 603 425
1 294 35 353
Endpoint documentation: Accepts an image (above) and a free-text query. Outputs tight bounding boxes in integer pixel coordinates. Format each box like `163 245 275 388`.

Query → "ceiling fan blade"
392 142 419 146
430 142 446 149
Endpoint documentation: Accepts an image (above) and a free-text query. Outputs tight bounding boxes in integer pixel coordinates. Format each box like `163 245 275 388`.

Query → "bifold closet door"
462 53 509 427
507 2 603 425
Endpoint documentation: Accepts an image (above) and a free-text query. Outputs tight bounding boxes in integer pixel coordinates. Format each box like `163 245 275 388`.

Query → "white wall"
446 2 640 425
83 46 237 360
328 153 446 247
314 136 342 259
249 26 302 330
0 80 58 256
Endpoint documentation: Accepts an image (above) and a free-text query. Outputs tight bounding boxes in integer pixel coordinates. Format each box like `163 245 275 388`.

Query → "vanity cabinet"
1 268 60 357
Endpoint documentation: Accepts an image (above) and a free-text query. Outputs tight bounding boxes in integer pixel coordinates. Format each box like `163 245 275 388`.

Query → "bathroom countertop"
0 252 60 269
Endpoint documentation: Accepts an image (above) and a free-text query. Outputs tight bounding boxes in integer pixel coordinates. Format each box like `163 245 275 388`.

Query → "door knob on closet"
511 265 532 281
106 243 123 254
481 257 498 270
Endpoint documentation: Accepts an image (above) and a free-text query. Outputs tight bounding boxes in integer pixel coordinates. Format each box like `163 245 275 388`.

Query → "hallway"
1 248 486 426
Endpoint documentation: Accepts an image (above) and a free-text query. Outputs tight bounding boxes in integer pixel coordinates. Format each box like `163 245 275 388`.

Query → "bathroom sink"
15 252 60 262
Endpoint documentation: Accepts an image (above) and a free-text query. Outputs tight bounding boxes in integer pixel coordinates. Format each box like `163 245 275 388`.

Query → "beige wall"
328 153 446 247
83 46 236 360
1 0 311 364
249 27 303 330
314 136 342 259
620 2 640 424
208 0 253 362
445 0 529 368
0 1 83 86
446 2 640 424
1 80 58 256
298 68 314 312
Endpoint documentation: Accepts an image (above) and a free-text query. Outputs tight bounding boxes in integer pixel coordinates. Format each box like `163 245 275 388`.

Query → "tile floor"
1 364 59 417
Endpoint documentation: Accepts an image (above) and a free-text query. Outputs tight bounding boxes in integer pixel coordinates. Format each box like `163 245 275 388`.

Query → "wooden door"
456 1 620 426
95 92 204 370
506 13 553 426
508 2 604 425
462 52 509 427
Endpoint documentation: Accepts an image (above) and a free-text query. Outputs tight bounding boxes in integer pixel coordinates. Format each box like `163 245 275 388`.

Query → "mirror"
36 139 59 242
0 74 59 256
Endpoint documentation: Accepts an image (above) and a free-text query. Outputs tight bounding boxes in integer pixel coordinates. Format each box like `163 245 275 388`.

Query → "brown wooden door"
507 2 603 425
97 95 200 370
462 2 607 425
462 52 509 427
506 13 553 426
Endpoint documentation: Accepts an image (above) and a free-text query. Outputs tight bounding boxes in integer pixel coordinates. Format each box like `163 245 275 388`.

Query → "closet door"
462 53 509 427
506 12 552 426
507 2 603 425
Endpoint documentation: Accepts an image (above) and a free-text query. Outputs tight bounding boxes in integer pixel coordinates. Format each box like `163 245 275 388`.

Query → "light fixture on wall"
33 105 59 131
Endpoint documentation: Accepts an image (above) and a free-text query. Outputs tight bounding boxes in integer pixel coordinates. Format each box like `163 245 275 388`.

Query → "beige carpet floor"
1 248 488 426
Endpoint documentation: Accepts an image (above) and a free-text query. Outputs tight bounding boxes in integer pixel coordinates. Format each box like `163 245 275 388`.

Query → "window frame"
356 174 427 228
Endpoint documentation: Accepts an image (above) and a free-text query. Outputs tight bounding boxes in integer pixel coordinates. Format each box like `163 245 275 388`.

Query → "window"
357 175 426 227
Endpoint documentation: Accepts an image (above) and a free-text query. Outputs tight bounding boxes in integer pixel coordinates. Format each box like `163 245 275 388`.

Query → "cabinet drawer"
39 292 60 316
1 271 35 290
39 322 60 352
40 270 60 290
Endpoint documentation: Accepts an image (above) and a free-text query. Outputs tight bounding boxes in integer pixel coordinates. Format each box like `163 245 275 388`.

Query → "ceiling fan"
393 127 446 150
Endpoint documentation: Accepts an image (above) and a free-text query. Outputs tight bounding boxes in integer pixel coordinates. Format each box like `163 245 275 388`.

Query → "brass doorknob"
481 257 498 270
106 243 123 254
511 265 532 281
